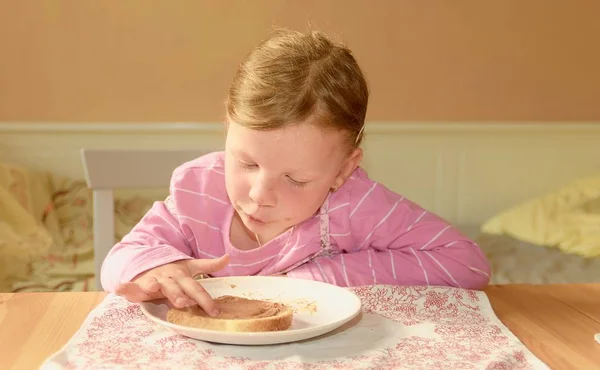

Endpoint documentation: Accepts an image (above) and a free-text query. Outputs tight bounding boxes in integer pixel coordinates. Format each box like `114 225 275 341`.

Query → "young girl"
103 29 491 316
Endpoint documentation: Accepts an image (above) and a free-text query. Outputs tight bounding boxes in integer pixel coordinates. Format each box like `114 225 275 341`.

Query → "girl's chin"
244 222 296 240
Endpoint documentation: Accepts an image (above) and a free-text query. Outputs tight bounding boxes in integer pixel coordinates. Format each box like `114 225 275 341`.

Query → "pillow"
0 162 53 291
481 176 600 258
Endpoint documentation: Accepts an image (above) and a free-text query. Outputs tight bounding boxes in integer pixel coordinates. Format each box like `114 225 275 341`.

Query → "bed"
0 160 158 293
463 226 600 284
2 160 599 292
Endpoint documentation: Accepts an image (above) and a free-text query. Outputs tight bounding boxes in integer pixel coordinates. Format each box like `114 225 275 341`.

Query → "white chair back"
81 148 206 290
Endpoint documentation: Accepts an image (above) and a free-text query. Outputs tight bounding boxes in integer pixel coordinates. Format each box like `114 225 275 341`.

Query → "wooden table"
1 284 599 370
485 284 600 369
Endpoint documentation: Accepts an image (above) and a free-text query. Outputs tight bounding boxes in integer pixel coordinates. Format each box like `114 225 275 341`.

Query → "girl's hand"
115 254 229 316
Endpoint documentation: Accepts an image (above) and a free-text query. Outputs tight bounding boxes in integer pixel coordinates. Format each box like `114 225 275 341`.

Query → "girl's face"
224 119 361 242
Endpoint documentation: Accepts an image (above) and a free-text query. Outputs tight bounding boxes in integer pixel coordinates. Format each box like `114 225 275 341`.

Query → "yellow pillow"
481 176 600 258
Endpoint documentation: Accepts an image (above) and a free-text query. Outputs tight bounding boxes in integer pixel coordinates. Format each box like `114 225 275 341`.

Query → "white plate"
140 276 362 345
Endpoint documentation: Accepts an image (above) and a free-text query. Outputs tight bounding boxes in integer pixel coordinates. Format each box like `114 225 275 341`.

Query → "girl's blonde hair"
226 28 369 148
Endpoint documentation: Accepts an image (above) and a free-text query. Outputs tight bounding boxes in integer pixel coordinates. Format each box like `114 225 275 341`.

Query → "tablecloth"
41 285 549 369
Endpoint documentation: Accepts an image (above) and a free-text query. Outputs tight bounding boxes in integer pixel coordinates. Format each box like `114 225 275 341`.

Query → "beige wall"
1 1 599 122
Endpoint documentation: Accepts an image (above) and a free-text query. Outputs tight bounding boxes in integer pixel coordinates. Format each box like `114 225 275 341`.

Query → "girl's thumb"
187 254 230 276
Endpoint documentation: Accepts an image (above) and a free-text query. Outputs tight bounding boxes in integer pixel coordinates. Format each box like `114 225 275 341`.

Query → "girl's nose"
249 175 276 207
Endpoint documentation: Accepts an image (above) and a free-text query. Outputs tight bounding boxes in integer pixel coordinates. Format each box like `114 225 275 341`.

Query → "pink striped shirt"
101 152 491 291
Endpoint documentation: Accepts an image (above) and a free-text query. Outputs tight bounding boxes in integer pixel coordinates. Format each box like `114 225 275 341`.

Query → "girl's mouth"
247 214 267 225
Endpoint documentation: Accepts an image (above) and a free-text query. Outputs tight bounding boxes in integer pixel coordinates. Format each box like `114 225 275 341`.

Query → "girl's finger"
137 276 161 294
177 276 220 316
115 282 154 302
156 276 192 308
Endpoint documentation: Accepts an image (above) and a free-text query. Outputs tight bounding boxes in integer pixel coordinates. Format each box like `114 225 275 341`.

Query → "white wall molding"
1 121 599 225
0 122 224 133
1 121 600 134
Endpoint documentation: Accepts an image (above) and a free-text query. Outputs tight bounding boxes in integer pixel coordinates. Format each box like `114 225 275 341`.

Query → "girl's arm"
287 183 491 290
100 197 194 292
99 163 211 292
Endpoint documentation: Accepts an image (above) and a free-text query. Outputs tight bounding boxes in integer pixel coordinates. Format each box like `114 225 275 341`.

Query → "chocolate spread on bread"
166 295 294 332
186 295 287 319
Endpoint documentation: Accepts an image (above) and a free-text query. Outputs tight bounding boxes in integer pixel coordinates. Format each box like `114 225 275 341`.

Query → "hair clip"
355 123 365 144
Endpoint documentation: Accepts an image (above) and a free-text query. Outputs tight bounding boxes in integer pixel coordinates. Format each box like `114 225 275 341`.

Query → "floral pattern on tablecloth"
41 285 549 370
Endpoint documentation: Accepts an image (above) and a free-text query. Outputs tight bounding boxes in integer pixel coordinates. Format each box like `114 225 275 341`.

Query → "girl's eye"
287 176 308 188
239 161 257 170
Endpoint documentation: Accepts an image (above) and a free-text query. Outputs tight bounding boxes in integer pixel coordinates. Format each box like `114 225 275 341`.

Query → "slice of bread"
166 295 293 332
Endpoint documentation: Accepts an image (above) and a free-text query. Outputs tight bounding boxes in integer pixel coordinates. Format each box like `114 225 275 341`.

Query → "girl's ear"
332 148 363 191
